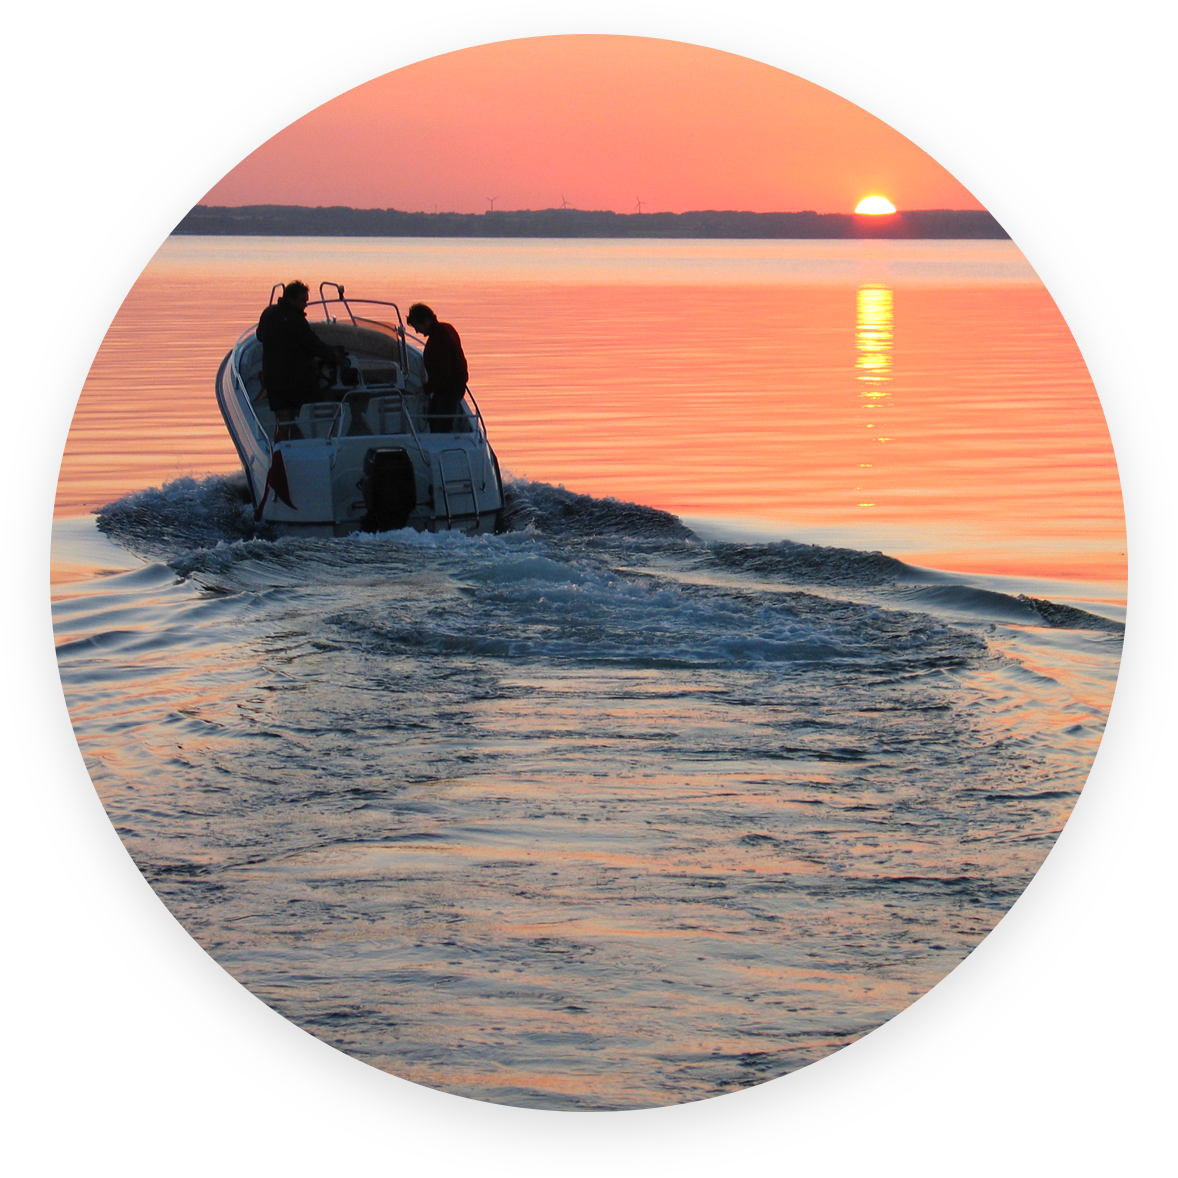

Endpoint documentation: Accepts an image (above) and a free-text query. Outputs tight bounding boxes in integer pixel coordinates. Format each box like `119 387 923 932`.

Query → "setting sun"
855 195 896 214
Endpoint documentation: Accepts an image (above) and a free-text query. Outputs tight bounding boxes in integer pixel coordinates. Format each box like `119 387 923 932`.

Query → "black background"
48 32 1130 1126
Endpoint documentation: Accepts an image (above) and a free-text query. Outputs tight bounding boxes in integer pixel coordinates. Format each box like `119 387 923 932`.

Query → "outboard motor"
360 447 417 532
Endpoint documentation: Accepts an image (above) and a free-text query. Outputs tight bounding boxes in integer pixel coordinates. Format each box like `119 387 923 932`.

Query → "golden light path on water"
855 284 894 508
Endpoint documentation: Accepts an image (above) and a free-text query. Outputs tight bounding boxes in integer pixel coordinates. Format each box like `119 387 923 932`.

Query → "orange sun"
855 196 896 215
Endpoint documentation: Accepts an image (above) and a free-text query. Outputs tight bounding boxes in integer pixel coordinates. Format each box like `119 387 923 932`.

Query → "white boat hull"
216 310 505 536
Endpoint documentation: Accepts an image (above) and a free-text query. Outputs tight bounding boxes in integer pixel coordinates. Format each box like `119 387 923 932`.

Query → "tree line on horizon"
174 205 1008 239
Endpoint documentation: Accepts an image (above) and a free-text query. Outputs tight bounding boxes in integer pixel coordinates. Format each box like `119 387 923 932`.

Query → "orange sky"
204 36 983 216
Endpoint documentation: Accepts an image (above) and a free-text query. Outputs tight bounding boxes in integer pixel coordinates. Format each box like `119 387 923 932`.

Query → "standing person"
406 303 469 432
256 281 340 436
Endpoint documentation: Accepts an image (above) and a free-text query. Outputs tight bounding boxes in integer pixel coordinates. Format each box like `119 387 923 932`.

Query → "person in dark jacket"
406 303 469 432
256 281 339 434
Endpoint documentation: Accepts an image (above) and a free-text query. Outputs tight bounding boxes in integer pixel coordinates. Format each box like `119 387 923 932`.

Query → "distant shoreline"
174 205 1008 240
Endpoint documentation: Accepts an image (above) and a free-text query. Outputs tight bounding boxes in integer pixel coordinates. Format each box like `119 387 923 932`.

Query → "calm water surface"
53 238 1123 1109
60 237 1124 583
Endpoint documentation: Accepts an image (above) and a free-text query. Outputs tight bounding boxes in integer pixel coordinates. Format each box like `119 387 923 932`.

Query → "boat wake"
59 474 1121 1109
96 472 1120 633
94 472 260 554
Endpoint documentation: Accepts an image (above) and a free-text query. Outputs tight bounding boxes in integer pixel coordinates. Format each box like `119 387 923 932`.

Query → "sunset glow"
204 37 984 215
855 196 897 214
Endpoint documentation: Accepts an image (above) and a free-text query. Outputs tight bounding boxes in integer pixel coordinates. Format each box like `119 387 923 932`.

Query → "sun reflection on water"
855 285 894 507
856 284 893 388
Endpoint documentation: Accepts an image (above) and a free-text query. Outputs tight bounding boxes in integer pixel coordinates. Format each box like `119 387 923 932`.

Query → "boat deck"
217 293 503 535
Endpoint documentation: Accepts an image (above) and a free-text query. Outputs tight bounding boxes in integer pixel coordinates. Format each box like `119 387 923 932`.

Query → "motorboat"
216 282 505 535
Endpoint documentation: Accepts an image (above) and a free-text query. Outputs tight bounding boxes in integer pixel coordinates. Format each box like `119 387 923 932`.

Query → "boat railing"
327 388 435 474
306 294 411 373
318 282 348 318
326 379 486 442
411 391 486 441
266 287 418 373
230 334 485 446
229 289 489 501
461 386 490 444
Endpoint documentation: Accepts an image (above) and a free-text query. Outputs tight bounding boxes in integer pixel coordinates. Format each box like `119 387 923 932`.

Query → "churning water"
53 475 1121 1109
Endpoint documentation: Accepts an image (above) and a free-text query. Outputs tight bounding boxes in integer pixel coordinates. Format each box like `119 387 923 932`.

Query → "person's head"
407 303 438 334
283 280 310 309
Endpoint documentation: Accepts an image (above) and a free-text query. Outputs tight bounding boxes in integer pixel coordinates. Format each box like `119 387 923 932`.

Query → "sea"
52 237 1124 1110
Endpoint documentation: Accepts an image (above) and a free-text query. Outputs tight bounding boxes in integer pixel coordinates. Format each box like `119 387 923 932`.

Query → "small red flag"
268 449 295 509
254 449 296 521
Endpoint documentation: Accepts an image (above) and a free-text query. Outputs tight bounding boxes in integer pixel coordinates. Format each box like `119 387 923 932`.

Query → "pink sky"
204 36 983 215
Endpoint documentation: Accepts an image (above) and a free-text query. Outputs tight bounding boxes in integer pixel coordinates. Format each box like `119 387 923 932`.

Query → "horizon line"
189 203 990 217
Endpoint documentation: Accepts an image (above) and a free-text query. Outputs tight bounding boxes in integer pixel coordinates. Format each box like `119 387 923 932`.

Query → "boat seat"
368 396 410 435
297 401 343 439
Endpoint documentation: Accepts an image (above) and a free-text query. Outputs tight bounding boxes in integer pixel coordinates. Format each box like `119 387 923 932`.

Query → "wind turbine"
559 195 570 209
634 196 645 214
486 196 499 212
